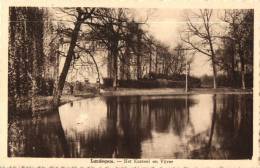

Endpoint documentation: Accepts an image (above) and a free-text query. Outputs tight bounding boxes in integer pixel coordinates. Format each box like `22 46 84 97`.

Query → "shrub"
103 78 113 88
102 77 201 88
200 73 253 88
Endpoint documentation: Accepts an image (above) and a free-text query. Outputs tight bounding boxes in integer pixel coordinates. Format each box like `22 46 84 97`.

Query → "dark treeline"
216 10 253 88
9 7 43 98
9 7 60 113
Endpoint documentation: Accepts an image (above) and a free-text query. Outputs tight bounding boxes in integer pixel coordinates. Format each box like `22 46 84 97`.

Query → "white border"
0 0 259 167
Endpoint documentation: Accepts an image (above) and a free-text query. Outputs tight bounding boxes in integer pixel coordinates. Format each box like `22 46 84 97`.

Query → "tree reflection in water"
8 108 69 157
187 94 252 159
8 94 252 159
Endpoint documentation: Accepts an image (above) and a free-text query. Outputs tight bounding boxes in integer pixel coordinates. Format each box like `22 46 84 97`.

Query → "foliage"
200 73 253 88
217 9 253 89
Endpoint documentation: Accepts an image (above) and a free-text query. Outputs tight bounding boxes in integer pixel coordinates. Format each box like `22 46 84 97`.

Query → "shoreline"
59 93 96 106
11 88 252 115
10 93 96 115
100 88 253 97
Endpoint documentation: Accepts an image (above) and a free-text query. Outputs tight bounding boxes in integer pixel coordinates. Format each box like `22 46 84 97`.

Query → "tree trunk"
89 53 101 91
241 58 246 89
53 19 82 106
208 36 217 89
31 23 37 114
207 35 217 89
125 48 131 80
231 41 236 87
53 47 60 96
212 60 217 89
238 44 246 89
119 54 125 80
230 61 235 87
136 54 141 79
149 50 152 74
155 50 158 74
162 56 166 75
107 50 113 78
136 31 142 79
202 11 217 89
111 46 118 90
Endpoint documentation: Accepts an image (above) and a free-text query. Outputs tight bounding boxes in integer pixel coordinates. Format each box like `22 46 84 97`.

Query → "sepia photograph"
7 6 254 160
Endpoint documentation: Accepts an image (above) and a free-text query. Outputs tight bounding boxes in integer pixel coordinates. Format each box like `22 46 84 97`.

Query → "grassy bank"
38 93 96 111
9 92 96 114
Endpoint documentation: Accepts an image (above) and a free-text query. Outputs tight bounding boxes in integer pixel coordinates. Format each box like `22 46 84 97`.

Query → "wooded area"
8 7 253 111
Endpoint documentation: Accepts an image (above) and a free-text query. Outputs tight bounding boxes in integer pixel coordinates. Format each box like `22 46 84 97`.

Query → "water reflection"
8 94 253 159
8 109 69 157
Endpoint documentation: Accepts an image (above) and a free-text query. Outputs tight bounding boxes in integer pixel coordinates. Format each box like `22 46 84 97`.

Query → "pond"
8 94 253 159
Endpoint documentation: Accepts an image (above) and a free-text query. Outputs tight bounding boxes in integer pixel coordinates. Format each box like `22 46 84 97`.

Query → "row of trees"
181 9 253 89
8 7 189 108
8 8 253 109
53 8 191 105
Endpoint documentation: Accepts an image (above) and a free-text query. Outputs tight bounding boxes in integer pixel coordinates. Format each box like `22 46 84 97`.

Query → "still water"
8 94 253 159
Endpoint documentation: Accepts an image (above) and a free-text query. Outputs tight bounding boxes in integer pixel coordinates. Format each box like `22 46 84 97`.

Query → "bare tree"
86 8 133 89
181 9 218 89
53 8 96 106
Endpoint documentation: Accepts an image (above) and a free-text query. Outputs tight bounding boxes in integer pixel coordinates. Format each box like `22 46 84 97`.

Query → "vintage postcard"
0 0 259 167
